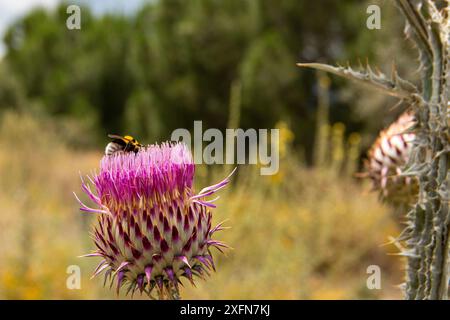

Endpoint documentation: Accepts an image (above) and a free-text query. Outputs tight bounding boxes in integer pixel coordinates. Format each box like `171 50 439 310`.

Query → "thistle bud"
365 110 418 207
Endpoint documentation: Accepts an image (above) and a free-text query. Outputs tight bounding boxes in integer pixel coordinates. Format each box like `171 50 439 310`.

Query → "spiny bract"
76 142 234 299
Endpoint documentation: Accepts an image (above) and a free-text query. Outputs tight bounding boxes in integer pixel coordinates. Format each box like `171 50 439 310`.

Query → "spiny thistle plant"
365 110 418 207
298 0 449 299
75 142 234 299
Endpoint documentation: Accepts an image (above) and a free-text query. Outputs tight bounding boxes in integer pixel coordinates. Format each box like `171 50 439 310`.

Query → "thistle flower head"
364 110 418 207
76 142 233 299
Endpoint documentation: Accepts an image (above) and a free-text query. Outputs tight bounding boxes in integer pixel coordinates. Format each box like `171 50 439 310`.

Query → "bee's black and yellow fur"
105 134 142 156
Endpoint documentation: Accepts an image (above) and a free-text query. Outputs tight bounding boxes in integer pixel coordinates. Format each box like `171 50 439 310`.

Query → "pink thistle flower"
76 142 234 299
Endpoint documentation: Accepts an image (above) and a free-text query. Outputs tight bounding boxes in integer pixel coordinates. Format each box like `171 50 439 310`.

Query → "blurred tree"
0 63 25 110
0 0 409 160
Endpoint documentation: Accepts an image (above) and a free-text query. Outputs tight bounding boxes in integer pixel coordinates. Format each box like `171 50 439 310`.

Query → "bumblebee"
105 134 142 156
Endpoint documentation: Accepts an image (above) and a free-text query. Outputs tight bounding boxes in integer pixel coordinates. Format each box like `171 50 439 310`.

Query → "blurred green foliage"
0 0 412 159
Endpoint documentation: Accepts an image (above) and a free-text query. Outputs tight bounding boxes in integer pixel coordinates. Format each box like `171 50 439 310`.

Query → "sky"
0 0 147 57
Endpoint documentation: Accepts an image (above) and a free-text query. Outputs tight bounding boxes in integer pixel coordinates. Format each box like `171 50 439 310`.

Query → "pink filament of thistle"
94 142 195 210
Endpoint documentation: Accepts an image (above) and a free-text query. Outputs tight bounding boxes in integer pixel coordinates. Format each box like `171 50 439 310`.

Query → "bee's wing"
108 134 125 140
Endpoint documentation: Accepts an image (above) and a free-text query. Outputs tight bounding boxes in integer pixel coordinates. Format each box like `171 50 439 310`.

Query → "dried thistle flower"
365 110 418 207
75 142 234 299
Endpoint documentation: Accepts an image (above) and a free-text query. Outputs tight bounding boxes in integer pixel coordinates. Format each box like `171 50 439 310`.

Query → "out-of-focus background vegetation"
0 0 418 299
